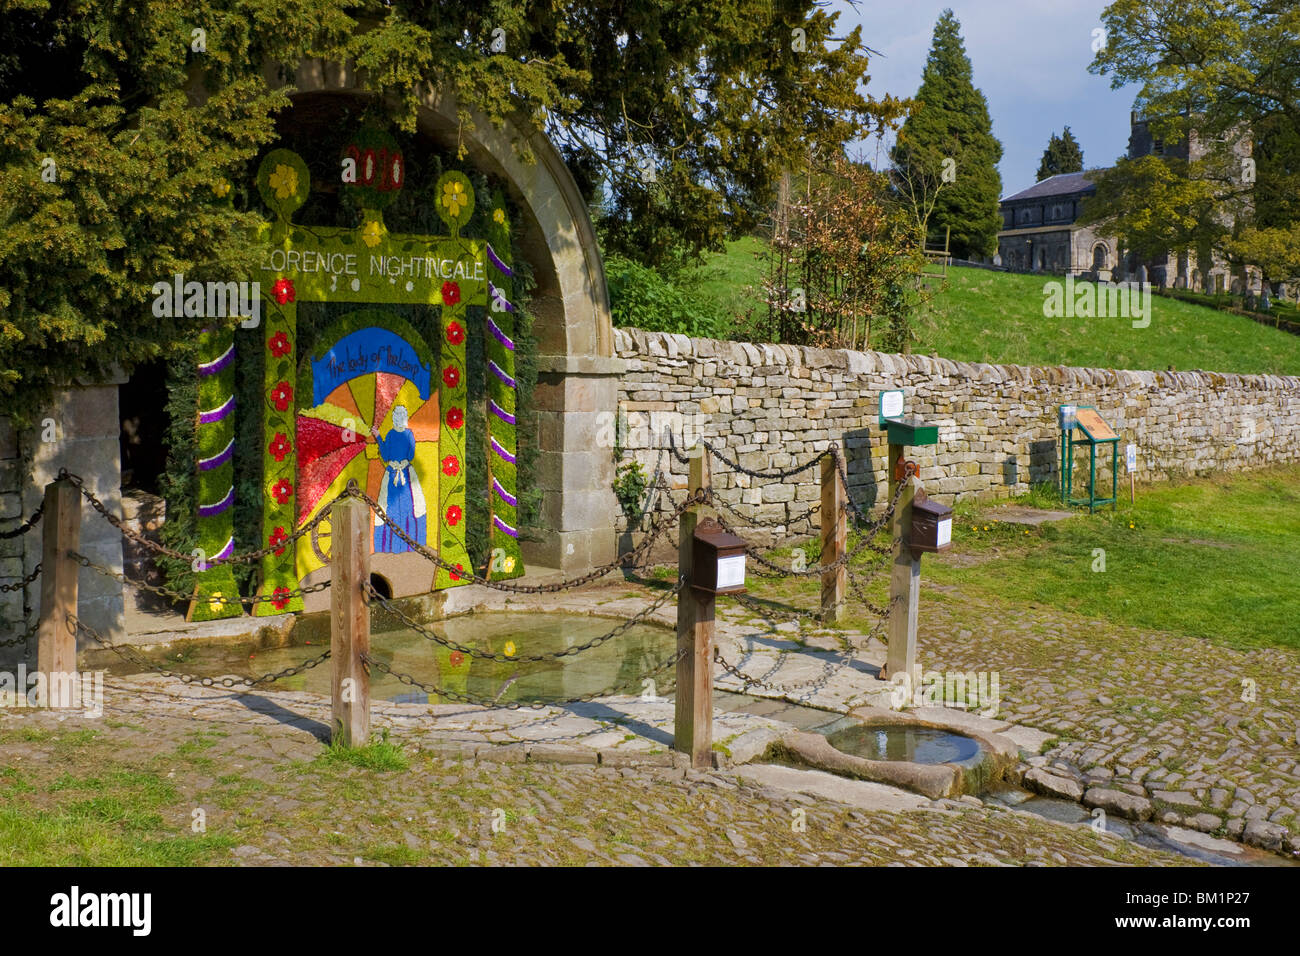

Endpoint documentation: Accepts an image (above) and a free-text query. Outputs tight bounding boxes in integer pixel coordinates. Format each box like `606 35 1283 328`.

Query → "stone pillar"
528 354 626 574
23 380 127 645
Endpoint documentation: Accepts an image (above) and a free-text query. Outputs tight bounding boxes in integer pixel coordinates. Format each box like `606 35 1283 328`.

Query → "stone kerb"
613 328 1300 548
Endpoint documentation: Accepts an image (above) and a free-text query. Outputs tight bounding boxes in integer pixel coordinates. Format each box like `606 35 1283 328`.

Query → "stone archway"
282 62 622 573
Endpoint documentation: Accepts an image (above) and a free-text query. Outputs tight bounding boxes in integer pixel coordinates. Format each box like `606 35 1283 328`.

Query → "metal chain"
0 620 39 648
711 481 903 579
60 470 336 566
70 552 330 608
70 614 331 687
0 563 40 592
0 502 43 539
355 484 707 593
713 646 836 697
367 574 685 663
711 491 823 530
361 647 686 710
668 430 835 482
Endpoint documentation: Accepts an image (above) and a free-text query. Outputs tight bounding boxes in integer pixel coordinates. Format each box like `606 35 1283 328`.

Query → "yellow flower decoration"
503 640 517 658
493 208 505 224
361 219 383 248
269 164 298 200
442 179 467 216
213 180 231 198
503 555 516 573
207 592 225 613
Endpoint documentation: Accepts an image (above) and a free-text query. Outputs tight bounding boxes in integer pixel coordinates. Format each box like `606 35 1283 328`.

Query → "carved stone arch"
276 62 622 572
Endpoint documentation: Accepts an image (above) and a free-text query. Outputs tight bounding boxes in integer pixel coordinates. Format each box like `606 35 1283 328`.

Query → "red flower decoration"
271 479 294 505
267 331 291 358
446 407 464 430
449 563 465 582
441 455 460 477
449 651 465 667
272 278 295 305
442 366 460 389
441 281 461 306
271 586 291 611
268 432 291 462
446 505 462 527
270 381 293 412
446 321 465 346
268 526 288 557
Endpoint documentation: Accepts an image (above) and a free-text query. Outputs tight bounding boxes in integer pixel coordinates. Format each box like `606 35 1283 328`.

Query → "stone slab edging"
614 327 1300 392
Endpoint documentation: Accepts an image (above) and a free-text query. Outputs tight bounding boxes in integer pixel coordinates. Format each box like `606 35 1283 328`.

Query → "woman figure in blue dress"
370 404 426 552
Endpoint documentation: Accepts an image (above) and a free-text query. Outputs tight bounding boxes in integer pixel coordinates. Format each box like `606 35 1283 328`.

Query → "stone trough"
766 705 1020 800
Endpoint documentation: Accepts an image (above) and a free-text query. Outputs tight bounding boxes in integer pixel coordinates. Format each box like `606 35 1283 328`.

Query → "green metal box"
885 417 939 447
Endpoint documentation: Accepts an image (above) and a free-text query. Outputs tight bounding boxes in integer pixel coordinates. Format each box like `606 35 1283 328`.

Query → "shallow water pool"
100 613 676 706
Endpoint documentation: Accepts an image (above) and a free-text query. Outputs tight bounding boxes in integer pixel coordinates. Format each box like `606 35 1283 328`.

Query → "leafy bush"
605 254 731 339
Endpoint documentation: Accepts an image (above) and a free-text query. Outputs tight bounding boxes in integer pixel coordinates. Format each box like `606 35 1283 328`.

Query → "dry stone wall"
614 328 1300 547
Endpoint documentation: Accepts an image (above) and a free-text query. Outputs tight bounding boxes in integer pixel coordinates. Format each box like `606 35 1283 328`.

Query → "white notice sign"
936 518 952 548
880 390 904 421
1126 443 1137 473
715 554 746 589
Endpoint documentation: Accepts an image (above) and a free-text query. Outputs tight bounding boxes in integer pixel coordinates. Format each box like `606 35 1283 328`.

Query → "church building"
995 113 1255 294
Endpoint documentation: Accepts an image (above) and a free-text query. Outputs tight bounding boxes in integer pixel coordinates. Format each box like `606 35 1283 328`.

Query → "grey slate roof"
1001 171 1099 203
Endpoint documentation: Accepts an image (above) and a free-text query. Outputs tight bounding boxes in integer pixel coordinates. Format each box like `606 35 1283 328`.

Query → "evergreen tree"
1036 126 1084 180
890 9 1003 259
0 0 909 430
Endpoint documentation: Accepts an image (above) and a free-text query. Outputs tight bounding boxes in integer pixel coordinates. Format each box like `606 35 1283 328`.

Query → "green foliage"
1089 0 1300 273
2 0 910 429
612 460 649 523
759 156 924 349
1036 127 1084 181
319 729 410 772
890 9 1003 259
605 254 731 339
1077 155 1226 269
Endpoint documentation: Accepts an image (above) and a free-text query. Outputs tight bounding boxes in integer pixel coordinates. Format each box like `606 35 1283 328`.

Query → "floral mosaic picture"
188 137 526 621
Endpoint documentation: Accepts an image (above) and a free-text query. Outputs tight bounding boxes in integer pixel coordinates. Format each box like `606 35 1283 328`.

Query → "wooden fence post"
674 449 714 768
37 478 80 689
882 475 920 687
820 450 847 622
886 441 905 532
330 496 370 747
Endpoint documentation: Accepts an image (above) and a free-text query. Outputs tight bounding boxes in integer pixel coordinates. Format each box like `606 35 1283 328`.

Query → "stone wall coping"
612 327 1300 391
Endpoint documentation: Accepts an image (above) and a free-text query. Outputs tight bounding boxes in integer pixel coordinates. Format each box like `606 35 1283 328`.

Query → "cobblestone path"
0 680 1195 867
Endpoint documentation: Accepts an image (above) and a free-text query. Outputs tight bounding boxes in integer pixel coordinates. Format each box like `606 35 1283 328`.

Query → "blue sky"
838 0 1142 197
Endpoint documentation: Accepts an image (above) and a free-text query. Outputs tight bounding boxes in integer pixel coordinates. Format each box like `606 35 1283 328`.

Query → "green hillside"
679 242 1300 376
915 265 1300 376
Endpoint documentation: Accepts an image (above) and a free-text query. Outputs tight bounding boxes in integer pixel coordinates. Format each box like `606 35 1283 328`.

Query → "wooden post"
820 451 846 622
330 496 370 747
37 478 80 689
886 442 904 532
881 475 920 686
674 450 714 768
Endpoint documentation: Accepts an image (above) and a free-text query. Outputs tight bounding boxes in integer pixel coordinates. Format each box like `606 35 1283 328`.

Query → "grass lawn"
915 266 1300 376
684 240 1300 376
737 463 1300 652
